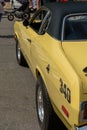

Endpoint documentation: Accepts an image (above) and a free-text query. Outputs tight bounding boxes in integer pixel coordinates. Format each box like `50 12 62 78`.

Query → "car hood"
62 41 87 94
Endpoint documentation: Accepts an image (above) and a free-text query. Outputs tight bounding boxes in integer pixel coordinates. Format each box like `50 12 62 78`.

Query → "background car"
14 2 87 130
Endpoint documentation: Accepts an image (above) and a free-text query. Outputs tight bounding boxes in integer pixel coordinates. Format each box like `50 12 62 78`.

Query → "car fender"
36 66 47 89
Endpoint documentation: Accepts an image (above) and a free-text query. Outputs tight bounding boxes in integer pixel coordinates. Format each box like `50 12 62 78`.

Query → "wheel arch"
36 67 47 87
14 32 21 48
14 32 19 42
35 66 51 102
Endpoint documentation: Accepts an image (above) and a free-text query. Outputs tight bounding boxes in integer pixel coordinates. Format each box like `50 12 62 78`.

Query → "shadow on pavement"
0 35 14 38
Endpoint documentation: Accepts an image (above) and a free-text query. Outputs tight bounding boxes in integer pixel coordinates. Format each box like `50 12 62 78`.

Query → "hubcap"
37 86 44 123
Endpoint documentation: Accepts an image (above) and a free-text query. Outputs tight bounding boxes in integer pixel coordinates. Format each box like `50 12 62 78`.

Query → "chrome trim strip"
76 125 87 130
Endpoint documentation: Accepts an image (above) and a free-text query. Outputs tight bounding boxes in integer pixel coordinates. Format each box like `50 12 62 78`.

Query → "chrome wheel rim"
37 86 44 123
17 43 21 60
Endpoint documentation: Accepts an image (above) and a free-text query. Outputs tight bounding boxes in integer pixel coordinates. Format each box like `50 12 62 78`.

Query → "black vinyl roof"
44 2 87 40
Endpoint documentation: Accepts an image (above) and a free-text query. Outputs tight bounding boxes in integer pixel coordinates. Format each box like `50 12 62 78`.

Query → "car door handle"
27 38 31 43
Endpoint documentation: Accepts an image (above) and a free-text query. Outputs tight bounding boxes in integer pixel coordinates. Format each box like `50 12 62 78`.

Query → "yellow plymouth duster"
14 2 87 130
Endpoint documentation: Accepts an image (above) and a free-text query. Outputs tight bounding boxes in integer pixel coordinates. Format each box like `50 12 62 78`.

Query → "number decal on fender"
59 78 71 103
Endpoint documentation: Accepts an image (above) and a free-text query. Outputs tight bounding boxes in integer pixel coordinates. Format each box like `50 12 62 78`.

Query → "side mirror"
23 19 29 27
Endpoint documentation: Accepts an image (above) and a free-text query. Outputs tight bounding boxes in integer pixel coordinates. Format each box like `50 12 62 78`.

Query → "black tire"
16 40 26 66
8 13 14 21
36 76 54 130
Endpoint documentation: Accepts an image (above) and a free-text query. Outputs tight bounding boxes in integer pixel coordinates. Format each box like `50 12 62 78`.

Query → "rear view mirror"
23 19 29 27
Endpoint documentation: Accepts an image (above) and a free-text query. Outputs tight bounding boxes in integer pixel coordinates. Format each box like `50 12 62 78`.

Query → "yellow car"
14 2 87 130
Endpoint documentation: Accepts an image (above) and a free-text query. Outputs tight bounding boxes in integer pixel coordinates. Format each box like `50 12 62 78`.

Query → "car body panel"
62 41 87 94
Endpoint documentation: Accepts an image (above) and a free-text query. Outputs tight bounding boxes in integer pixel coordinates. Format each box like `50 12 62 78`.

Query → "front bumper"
76 125 87 130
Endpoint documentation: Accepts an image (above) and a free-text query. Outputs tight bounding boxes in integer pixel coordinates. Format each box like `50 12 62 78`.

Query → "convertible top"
44 2 87 40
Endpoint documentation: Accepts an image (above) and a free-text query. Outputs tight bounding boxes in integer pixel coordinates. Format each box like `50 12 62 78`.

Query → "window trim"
61 12 87 41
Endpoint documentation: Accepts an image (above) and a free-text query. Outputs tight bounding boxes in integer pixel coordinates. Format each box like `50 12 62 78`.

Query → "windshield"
64 14 87 40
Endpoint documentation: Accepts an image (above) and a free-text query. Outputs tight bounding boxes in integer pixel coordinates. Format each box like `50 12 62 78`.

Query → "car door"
19 23 36 61
21 8 51 72
27 8 51 74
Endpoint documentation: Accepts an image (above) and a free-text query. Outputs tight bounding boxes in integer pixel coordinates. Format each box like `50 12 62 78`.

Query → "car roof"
44 2 87 40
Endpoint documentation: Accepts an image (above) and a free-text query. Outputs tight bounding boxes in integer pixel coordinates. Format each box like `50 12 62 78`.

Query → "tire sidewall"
16 39 27 66
36 76 53 130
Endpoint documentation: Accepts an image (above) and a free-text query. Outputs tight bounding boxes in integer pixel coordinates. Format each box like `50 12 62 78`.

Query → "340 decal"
59 78 71 103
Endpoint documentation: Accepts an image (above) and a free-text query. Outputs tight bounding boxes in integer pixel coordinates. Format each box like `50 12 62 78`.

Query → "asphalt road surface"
0 15 41 130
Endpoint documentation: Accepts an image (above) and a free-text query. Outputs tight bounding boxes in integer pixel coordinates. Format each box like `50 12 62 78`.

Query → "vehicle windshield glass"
64 14 87 40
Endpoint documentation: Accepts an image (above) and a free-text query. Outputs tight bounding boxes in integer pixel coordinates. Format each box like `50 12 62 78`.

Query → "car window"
29 9 51 34
63 14 87 40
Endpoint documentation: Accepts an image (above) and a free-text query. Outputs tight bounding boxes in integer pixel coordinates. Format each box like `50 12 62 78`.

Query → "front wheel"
36 76 54 130
16 40 26 66
7 13 14 21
